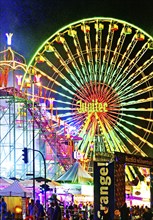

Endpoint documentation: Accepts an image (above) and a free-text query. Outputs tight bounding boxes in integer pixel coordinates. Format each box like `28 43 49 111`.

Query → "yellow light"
94 23 104 30
36 82 41 87
44 44 54 52
135 33 145 41
67 133 71 139
15 206 22 214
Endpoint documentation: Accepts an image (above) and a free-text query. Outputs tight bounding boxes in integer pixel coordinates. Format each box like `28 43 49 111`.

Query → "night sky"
0 0 153 63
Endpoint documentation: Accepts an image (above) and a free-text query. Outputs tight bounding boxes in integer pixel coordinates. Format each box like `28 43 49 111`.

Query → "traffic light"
40 184 50 192
22 147 28 163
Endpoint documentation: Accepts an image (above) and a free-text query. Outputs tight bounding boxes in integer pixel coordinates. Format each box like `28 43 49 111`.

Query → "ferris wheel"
22 17 153 163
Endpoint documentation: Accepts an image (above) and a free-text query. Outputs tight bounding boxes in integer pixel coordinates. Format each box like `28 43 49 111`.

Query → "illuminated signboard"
77 99 108 113
94 161 114 220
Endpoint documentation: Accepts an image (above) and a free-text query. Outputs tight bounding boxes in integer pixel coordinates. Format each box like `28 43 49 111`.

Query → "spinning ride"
22 17 153 175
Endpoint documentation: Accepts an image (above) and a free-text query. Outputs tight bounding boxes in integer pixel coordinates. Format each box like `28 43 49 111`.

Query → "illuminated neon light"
34 74 41 83
77 99 108 113
16 75 23 86
6 33 13 46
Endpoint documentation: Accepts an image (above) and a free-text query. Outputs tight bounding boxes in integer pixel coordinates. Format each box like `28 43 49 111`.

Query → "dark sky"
0 0 153 63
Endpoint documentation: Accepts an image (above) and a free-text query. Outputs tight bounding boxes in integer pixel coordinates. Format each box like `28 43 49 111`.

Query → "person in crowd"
0 197 7 213
34 199 45 220
0 197 8 220
47 202 54 220
52 200 62 220
142 206 152 220
80 205 87 220
68 202 74 216
65 207 70 220
102 206 110 220
89 205 94 220
28 199 35 219
119 202 129 220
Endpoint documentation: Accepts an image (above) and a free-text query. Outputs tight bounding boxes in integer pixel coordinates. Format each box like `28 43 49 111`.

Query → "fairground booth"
94 152 153 220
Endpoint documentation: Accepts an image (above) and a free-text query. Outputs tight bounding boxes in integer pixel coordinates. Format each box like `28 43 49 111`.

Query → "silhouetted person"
102 206 110 220
47 202 54 220
52 200 61 220
143 207 152 220
34 199 45 220
119 202 129 220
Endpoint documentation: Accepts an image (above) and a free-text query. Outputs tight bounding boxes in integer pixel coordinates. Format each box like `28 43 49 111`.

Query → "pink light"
34 74 41 83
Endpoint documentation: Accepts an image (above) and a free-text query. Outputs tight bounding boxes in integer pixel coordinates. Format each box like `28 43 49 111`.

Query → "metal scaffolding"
0 46 74 180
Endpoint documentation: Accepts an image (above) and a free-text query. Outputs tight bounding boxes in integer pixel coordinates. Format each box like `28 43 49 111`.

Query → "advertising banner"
94 161 114 220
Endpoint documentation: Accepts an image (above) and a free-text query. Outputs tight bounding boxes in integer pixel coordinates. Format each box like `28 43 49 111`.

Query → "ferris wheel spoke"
117 120 153 148
60 36 89 87
76 113 95 146
81 123 97 157
101 115 122 152
107 25 128 85
119 86 153 102
44 44 85 89
119 117 153 135
102 117 123 152
120 112 153 123
117 59 153 94
118 71 153 98
81 23 96 83
121 97 153 106
27 66 78 98
104 24 133 86
101 23 115 84
121 107 153 112
114 125 147 156
69 28 91 83
40 56 89 99
96 114 116 152
111 35 138 88
68 28 96 96
95 20 103 84
114 42 149 89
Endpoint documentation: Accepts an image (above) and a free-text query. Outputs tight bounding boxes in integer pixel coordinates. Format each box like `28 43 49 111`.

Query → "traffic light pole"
34 149 47 210
32 81 36 205
26 148 47 210
24 81 47 210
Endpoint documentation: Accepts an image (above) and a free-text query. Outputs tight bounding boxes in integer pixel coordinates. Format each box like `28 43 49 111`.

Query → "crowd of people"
119 203 153 220
26 200 153 220
112 202 153 220
1 196 153 220
27 199 94 220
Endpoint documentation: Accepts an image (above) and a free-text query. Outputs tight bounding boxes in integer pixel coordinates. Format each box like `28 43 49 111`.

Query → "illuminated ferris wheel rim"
26 16 153 71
